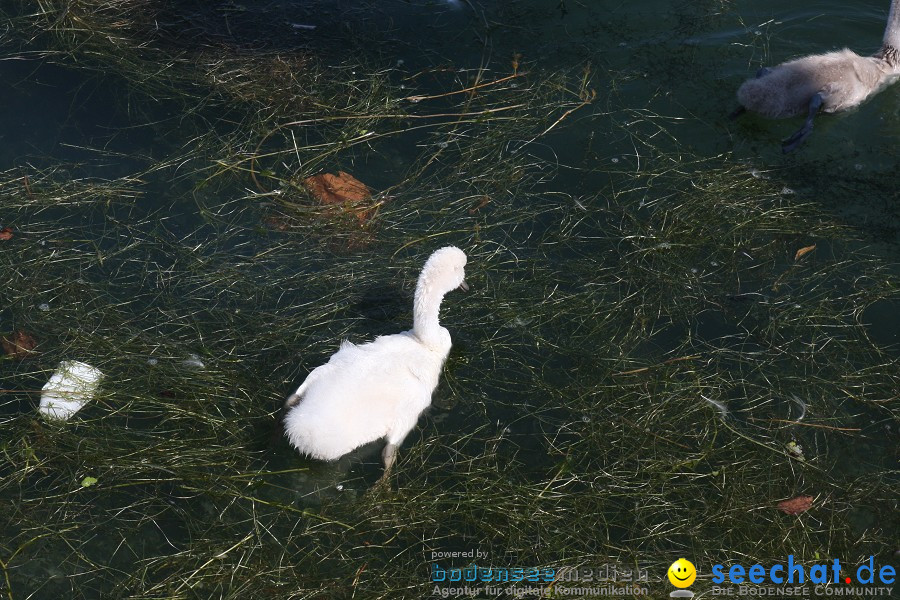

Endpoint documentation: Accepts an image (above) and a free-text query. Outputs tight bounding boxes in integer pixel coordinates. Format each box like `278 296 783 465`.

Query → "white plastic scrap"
39 360 104 421
181 354 206 370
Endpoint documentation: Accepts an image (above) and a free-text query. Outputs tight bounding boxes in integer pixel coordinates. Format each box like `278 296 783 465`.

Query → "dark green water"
0 1 897 598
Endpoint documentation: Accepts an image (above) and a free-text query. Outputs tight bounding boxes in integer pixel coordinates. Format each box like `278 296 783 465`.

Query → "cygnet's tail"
283 364 325 409
270 390 304 448
276 391 304 440
284 392 302 408
268 390 304 448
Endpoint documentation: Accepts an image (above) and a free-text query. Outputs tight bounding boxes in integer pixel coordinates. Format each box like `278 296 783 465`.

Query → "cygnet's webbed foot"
728 106 746 120
782 92 824 153
368 445 399 494
781 128 811 153
755 67 773 78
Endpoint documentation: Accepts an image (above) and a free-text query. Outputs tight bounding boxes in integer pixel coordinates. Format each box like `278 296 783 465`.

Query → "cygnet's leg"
755 67 772 78
782 93 824 153
378 423 415 483
380 442 399 481
728 106 746 120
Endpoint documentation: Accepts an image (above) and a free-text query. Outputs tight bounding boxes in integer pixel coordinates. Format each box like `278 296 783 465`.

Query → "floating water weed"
0 2 897 599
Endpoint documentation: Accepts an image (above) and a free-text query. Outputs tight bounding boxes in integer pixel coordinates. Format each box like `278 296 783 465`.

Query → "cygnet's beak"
459 280 470 292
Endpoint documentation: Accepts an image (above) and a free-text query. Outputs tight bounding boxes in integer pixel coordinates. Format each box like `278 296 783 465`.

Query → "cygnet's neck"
882 0 900 63
412 274 449 348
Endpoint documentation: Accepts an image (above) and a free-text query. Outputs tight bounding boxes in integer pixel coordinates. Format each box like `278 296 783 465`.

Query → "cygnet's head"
420 246 468 294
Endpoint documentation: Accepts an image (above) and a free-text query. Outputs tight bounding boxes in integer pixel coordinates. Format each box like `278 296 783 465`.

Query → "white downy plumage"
283 246 468 479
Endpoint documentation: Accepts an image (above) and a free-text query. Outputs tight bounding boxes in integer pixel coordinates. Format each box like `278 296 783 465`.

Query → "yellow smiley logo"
667 558 697 588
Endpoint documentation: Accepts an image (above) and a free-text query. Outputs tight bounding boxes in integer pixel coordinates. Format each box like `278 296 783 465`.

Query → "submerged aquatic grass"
0 1 898 599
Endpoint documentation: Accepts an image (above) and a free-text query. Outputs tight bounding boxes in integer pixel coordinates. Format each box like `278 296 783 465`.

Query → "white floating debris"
147 358 158 366
780 187 795 195
182 354 206 370
503 316 532 329
38 303 50 312
289 23 317 30
700 394 729 420
39 360 104 421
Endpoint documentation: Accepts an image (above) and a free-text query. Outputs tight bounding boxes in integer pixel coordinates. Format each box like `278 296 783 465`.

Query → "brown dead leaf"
468 196 491 214
2 330 37 359
304 171 371 204
794 244 816 261
303 171 377 225
0 227 13 241
777 495 813 515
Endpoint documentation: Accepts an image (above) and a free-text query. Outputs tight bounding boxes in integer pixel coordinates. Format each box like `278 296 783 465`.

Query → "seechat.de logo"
711 555 896 586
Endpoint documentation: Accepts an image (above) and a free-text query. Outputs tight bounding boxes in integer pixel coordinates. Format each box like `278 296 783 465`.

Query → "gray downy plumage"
734 0 900 152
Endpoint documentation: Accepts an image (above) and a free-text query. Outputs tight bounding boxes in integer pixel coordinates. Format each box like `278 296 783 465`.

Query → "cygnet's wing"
821 55 891 111
315 333 440 403
284 333 442 459
356 332 445 390
786 50 883 112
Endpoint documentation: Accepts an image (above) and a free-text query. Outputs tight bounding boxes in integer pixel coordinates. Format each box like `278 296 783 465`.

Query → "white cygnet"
283 246 468 480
